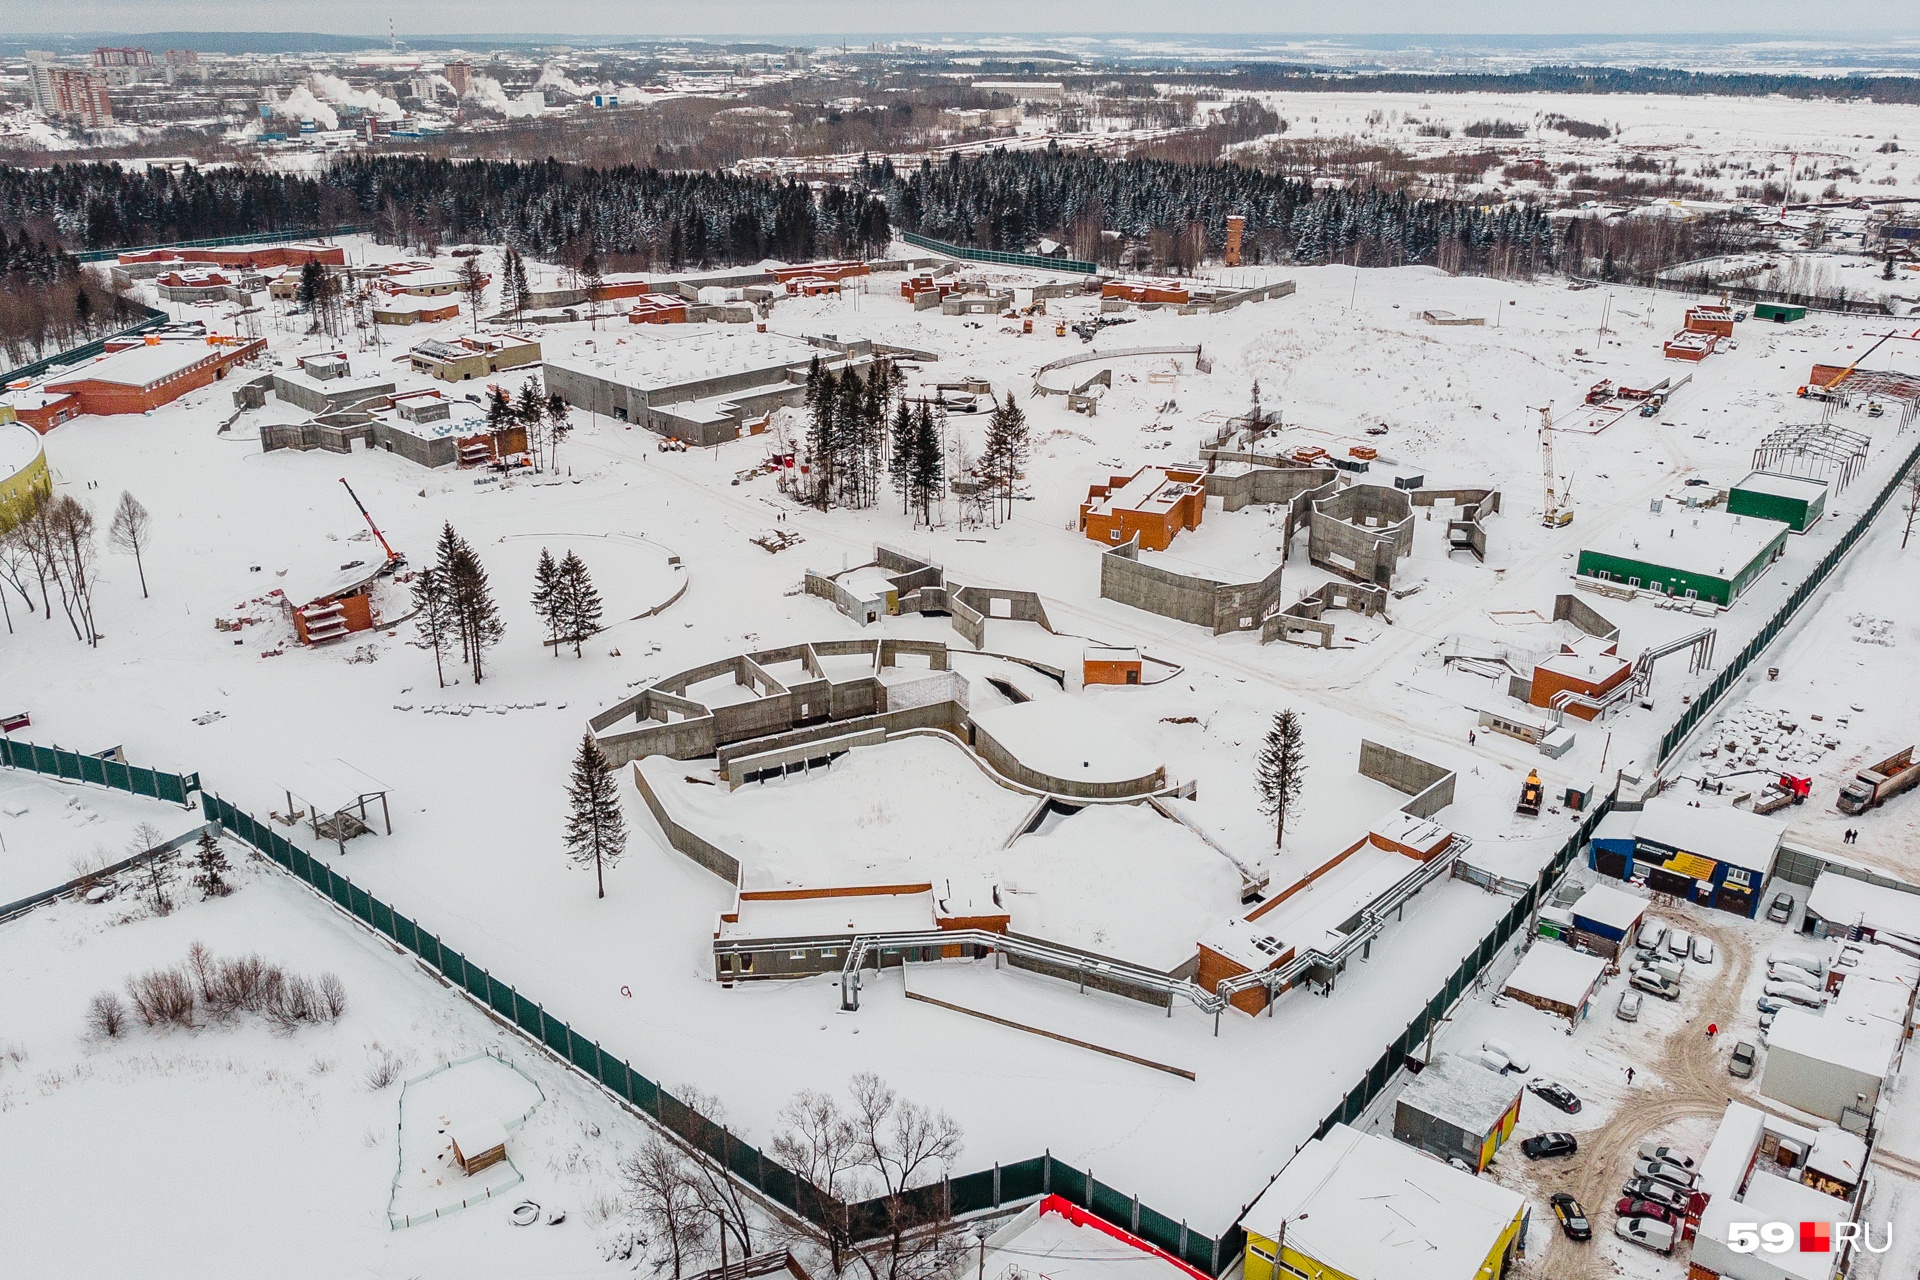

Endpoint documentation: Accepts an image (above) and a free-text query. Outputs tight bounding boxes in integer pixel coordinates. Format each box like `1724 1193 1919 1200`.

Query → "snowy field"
7 213 1920 1267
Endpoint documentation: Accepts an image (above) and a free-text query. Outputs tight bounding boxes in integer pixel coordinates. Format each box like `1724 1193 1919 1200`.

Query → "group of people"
1843 827 1862 844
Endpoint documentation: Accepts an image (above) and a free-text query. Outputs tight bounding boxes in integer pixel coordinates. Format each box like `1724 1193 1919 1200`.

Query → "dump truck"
1717 769 1811 815
1517 770 1544 817
1837 747 1920 815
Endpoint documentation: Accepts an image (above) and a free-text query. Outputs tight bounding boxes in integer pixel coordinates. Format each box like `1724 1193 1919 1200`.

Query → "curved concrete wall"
970 722 1167 801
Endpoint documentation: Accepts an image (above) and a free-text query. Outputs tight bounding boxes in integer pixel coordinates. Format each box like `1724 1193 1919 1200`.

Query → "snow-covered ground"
9 222 1920 1264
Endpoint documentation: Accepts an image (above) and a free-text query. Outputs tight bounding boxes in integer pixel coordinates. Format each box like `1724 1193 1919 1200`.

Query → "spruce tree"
807 365 838 510
448 540 504 684
889 400 916 514
992 393 1028 521
412 564 454 687
558 550 603 657
513 378 544 458
192 830 232 898
909 402 944 526
565 733 627 899
544 394 572 472
511 250 531 319
531 548 562 654
1254 709 1307 849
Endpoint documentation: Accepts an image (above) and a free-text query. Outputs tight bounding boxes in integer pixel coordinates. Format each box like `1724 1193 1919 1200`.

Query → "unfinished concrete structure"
1409 487 1502 562
1262 581 1391 647
805 545 1060 652
1100 541 1289 636
1308 483 1415 586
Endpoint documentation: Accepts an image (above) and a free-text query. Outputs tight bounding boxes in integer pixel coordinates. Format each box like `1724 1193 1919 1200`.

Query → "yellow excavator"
1517 770 1544 817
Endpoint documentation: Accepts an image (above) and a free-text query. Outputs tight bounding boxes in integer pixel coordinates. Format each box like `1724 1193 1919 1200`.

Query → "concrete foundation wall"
1309 485 1415 586
971 723 1166 800
1553 593 1621 642
1205 462 1337 513
632 763 741 883
1099 540 1216 627
1359 740 1457 817
1002 931 1177 1007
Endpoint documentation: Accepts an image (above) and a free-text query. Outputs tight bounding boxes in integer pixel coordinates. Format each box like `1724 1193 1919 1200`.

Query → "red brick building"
1529 636 1632 720
1079 466 1206 551
10 334 266 432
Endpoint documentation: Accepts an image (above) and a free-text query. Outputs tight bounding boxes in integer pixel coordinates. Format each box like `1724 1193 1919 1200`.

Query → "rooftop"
1633 798 1784 874
1397 1053 1521 1136
1569 882 1649 934
1698 1166 1852 1280
1766 1006 1894 1079
1244 1124 1524 1280
545 329 818 393
1807 871 1920 942
1582 505 1789 578
1502 941 1607 1009
978 1199 1205 1280
1734 470 1830 504
44 338 233 392
0 421 45 478
1087 467 1202 519
969 700 1161 788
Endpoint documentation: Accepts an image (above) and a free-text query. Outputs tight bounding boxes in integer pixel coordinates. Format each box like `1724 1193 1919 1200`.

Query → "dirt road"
1511 905 1756 1280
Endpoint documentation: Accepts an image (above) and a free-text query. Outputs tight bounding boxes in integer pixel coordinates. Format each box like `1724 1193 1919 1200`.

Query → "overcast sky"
4 1 1911 38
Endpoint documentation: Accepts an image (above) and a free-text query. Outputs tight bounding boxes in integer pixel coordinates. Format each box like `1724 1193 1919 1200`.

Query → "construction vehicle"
1837 747 1920 815
1715 769 1812 815
1639 394 1664 419
1517 770 1544 817
1540 406 1574 528
1586 378 1615 406
338 478 404 571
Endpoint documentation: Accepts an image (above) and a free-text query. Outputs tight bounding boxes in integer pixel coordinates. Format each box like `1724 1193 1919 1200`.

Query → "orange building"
1528 636 1631 721
286 564 383 645
1080 466 1206 551
1102 277 1190 305
771 260 869 284
1664 330 1717 361
628 295 689 324
1684 305 1735 338
1084 645 1143 686
116 243 344 272
11 334 266 432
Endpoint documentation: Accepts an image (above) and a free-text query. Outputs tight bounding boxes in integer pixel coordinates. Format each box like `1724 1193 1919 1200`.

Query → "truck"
1838 747 1920 815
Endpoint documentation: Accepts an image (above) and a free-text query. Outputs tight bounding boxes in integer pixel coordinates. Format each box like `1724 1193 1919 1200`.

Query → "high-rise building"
444 61 472 97
29 64 115 128
92 46 154 68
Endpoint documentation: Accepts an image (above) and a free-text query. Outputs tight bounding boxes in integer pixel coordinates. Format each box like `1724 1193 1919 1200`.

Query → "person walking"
1707 1022 1718 1038
1626 1066 1636 1085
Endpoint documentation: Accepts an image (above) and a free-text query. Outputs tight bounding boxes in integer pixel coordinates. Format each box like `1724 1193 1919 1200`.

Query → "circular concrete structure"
0 421 50 516
969 700 1166 800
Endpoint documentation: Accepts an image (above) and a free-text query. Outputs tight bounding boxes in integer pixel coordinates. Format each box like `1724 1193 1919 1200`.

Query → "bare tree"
107 490 152 598
132 821 173 915
46 495 100 645
1904 468 1920 550
773 1074 966 1280
458 255 488 331
621 1134 710 1280
668 1086 759 1268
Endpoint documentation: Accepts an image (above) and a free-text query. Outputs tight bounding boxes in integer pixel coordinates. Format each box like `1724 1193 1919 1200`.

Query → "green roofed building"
1728 470 1828 533
1753 302 1806 323
1576 505 1790 606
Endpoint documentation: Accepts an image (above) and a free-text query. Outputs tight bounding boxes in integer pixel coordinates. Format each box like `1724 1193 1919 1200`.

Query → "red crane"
339 478 404 569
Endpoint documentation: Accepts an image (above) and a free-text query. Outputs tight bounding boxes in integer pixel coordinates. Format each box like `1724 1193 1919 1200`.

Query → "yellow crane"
1540 405 1573 528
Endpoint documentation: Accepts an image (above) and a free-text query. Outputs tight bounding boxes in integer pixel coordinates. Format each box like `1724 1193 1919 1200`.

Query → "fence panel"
1049 1160 1089 1206
948 1168 1000 1216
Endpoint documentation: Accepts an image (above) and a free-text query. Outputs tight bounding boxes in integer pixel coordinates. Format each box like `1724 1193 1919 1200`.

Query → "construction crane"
339 478 405 570
1539 405 1573 528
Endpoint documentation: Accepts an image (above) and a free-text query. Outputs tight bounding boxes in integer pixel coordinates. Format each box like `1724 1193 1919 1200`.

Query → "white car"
1665 928 1693 960
1637 1144 1698 1173
1691 936 1715 965
1616 990 1642 1022
1768 948 1825 976
1639 923 1668 956
1763 981 1827 1009
1470 1047 1511 1074
1633 1158 1698 1190
1482 1039 1530 1074
1616 1216 1677 1254
1768 963 1822 991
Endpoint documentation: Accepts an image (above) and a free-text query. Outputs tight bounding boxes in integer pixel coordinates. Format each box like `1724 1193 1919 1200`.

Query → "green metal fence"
0 736 199 805
900 230 1097 275
1658 431 1920 764
74 226 368 263
0 304 169 388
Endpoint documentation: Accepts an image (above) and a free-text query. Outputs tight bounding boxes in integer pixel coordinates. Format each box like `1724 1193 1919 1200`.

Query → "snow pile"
310 73 403 122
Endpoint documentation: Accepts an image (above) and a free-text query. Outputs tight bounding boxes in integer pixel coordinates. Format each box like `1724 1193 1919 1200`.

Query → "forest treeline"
1212 63 1920 106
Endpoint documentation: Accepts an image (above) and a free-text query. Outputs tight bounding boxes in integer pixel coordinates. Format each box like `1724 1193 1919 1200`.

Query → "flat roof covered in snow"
979 1201 1203 1280
1734 470 1829 503
1807 872 1920 941
1086 467 1199 519
1633 797 1784 874
1765 1006 1893 1080
1698 1169 1851 1280
1697 1101 1769 1200
1244 1124 1524 1278
0 421 44 479
1502 942 1607 1010
1568 881 1648 934
1582 505 1788 577
1396 1053 1520 1136
544 329 818 393
45 339 228 391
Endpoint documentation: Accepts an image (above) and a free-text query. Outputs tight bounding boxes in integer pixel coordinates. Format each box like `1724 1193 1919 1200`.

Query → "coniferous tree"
531 548 563 653
889 400 916 514
580 251 605 329
192 830 232 898
564 732 627 899
806 364 838 510
411 564 454 687
557 551 603 657
1255 709 1307 849
458 254 487 330
513 378 545 457
448 540 503 684
545 394 572 472
909 402 944 526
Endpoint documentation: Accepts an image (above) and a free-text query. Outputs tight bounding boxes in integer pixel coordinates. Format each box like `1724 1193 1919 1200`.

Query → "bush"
318 973 348 1021
87 991 127 1039
365 1044 406 1090
126 968 195 1029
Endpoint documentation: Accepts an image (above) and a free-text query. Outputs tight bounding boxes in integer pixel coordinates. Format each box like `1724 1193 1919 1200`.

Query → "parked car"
1638 922 1669 955
1616 1197 1678 1226
1665 928 1693 960
1530 1081 1583 1114
1636 1144 1697 1173
1523 1132 1579 1160
1769 962 1823 990
1620 1177 1689 1213
1616 990 1642 1022
1731 1041 1758 1078
1550 1192 1592 1241
1483 1040 1530 1074
1470 1048 1512 1074
1764 981 1828 1009
1757 993 1785 1015
1616 1216 1677 1254
1691 936 1715 965
1632 1158 1698 1190
1767 892 1795 923
1769 947 1825 977
1631 968 1681 1000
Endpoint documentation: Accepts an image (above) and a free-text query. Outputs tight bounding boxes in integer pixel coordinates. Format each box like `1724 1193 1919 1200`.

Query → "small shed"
1083 645 1143 686
284 758 394 853
1502 941 1608 1022
1568 881 1648 959
1728 470 1828 533
1394 1053 1523 1172
448 1114 508 1175
1754 301 1807 323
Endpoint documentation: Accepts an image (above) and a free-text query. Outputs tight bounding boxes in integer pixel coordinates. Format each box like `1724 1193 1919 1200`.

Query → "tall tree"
410 564 454 688
191 829 232 898
579 250 605 330
512 377 544 458
888 400 916 514
133 822 173 916
564 732 627 898
531 548 563 653
106 490 151 598
557 550 603 658
1255 709 1307 849
458 254 488 330
446 536 503 684
909 402 944 527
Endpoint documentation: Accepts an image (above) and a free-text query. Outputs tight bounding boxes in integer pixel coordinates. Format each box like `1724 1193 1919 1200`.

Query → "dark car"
1620 1177 1689 1213
1522 1132 1579 1160
1529 1081 1583 1114
1616 1197 1678 1226
1550 1192 1592 1241
1767 892 1795 924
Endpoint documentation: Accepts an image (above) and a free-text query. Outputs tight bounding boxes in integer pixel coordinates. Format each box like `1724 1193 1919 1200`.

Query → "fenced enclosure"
900 230 1098 275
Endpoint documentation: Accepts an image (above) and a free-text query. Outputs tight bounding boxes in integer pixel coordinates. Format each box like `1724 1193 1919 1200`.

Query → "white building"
1760 939 1918 1123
